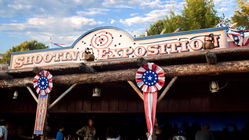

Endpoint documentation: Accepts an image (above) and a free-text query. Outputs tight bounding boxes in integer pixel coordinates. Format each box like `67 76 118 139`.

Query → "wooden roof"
1 47 249 88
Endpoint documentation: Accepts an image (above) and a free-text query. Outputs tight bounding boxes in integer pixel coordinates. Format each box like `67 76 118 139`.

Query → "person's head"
106 126 119 138
88 119 94 127
59 127 64 132
202 124 210 130
0 119 6 126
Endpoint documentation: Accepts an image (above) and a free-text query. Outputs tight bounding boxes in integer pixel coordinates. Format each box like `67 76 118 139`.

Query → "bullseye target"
91 31 113 49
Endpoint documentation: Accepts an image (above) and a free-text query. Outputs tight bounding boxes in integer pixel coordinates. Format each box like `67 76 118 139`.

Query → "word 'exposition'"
98 36 220 59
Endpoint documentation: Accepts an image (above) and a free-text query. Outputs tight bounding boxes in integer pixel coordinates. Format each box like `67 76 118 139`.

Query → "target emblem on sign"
91 31 113 49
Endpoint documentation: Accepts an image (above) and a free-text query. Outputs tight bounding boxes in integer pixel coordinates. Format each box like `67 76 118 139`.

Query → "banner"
34 94 48 135
33 70 53 135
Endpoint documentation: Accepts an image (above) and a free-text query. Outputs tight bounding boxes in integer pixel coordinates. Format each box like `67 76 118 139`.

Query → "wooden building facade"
0 27 249 139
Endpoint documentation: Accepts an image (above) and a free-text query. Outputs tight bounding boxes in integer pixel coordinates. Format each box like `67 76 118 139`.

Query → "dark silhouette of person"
195 124 215 140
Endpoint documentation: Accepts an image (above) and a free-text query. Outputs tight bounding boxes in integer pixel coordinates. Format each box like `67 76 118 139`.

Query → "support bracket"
157 76 178 103
127 81 144 100
48 83 77 109
26 86 38 103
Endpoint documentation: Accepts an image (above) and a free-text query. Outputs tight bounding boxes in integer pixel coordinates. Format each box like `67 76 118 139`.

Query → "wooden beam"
205 52 217 65
137 57 148 66
5 47 249 74
127 81 144 100
26 86 38 103
79 63 96 73
48 83 77 109
1 59 249 88
158 77 178 103
0 72 12 79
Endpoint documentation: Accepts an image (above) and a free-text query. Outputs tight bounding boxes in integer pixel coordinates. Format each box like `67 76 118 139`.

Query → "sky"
0 0 238 53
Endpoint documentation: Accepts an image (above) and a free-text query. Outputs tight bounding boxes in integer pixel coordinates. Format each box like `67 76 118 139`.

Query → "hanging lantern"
209 81 219 93
92 87 101 97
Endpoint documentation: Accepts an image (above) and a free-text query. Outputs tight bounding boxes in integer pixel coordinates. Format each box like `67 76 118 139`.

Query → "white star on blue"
142 70 158 86
37 76 49 90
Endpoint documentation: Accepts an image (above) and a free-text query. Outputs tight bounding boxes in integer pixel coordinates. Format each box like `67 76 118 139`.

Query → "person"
195 124 215 140
172 130 187 140
56 127 65 140
106 126 120 140
146 119 161 140
76 119 96 140
0 119 8 140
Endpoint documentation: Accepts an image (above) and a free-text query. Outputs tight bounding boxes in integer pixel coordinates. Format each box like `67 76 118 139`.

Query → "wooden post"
48 84 77 109
26 86 38 103
157 77 178 103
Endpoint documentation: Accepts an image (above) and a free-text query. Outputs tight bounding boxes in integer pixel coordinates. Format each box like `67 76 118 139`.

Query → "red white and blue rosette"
135 63 165 93
33 70 53 95
135 62 165 140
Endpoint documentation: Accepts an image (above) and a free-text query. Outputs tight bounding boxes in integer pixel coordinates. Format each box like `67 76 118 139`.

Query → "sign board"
10 27 228 69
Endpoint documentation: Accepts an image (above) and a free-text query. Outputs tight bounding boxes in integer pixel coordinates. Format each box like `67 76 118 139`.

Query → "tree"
147 12 184 35
232 0 249 29
0 40 48 64
147 20 165 36
146 0 220 36
182 0 219 31
162 12 184 34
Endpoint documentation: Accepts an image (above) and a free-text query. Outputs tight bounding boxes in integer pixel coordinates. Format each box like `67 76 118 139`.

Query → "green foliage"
232 0 249 29
146 0 220 36
0 40 48 64
182 0 219 30
147 20 165 36
163 12 184 34
147 12 184 35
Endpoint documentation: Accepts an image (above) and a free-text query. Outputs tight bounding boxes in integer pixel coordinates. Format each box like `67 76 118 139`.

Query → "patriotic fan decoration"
135 63 165 140
33 70 53 95
227 28 249 46
136 63 165 93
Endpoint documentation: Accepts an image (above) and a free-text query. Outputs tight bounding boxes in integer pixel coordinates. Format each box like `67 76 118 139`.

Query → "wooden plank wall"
1 76 249 113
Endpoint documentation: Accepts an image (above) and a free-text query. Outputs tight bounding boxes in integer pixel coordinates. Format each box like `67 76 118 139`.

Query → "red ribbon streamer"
144 92 157 139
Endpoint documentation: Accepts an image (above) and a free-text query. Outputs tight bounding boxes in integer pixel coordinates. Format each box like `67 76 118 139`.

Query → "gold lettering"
134 46 146 57
159 44 168 54
54 52 64 62
167 42 180 53
98 49 109 59
14 56 24 68
71 51 79 60
213 36 220 48
147 45 159 55
189 39 203 51
180 41 189 52
122 48 134 58
34 55 43 64
44 53 54 63
24 55 33 65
